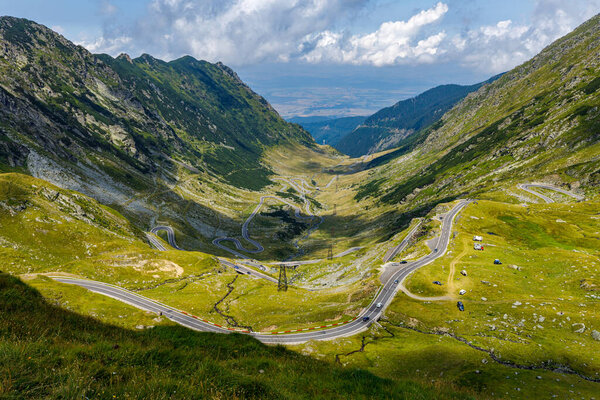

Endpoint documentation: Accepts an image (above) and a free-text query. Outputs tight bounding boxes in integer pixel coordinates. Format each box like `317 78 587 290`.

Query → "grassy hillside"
294 198 600 399
0 173 223 284
0 273 477 400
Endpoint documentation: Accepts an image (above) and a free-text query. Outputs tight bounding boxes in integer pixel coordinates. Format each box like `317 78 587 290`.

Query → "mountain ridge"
0 16 314 193
335 76 501 157
295 115 367 145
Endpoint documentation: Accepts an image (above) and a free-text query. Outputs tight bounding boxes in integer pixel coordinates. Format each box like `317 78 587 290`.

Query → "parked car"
494 259 502 265
459 289 467 295
457 301 465 311
433 281 442 285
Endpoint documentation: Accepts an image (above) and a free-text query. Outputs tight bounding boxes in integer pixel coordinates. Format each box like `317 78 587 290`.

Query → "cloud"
78 35 133 54
300 2 448 66
92 0 369 64
447 0 600 72
79 0 600 73
51 25 65 34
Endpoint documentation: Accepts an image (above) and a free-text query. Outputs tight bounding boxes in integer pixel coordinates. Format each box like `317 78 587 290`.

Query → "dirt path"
446 237 469 297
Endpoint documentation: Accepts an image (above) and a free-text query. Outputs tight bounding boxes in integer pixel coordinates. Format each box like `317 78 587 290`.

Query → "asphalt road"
518 183 583 203
54 200 470 344
145 232 167 251
382 220 422 264
150 226 183 250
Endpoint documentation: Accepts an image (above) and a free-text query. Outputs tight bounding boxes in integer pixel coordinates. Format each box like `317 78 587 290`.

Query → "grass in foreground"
0 273 475 399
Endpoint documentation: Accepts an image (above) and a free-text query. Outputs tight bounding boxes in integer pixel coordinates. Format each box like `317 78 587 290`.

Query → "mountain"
336 78 500 157
0 16 313 196
356 14 600 206
294 115 366 145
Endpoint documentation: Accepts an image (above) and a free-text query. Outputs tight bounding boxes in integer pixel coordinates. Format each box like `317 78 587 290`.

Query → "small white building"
473 235 483 241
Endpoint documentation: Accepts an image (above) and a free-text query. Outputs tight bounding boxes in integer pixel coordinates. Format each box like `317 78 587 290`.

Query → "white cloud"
79 0 600 73
108 0 370 64
300 2 448 66
100 1 118 16
447 0 600 73
78 35 132 54
51 25 65 34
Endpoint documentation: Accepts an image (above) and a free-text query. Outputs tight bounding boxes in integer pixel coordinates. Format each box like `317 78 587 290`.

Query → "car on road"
434 248 438 252
400 260 408 264
362 316 370 322
394 279 399 284
433 281 442 285
457 301 465 311
376 302 383 308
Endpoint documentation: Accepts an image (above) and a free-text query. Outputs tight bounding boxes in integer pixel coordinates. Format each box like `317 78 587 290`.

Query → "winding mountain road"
518 183 583 203
53 200 470 344
149 225 277 282
150 226 183 250
212 177 325 258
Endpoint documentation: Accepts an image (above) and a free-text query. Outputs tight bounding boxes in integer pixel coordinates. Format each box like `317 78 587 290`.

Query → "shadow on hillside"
270 194 460 260
1 273 435 399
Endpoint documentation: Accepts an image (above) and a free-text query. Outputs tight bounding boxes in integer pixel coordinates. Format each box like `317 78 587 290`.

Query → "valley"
0 13 599 400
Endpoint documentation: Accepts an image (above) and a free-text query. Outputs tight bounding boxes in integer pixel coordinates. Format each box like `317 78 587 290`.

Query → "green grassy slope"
295 198 600 399
0 273 475 400
0 172 221 285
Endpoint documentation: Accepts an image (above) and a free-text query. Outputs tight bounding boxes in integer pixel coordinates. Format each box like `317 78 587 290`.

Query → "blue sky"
1 0 599 117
